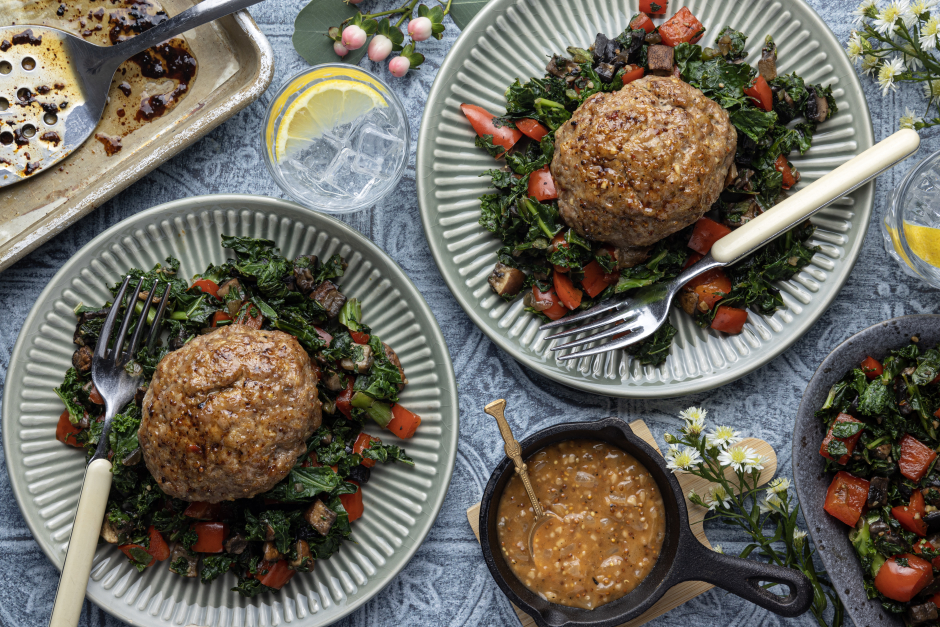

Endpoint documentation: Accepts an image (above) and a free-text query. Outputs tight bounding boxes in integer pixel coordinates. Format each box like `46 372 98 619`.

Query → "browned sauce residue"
41 132 61 146
23 161 41 175
95 132 122 156
0 40 10 52
11 29 43 46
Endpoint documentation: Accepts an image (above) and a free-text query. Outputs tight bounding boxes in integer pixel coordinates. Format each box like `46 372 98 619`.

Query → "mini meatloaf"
551 75 736 264
138 324 321 503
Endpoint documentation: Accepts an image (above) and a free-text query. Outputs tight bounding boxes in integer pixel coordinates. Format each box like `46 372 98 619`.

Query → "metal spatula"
0 0 263 187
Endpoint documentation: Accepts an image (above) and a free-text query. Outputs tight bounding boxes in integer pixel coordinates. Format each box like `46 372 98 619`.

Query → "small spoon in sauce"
484 399 562 557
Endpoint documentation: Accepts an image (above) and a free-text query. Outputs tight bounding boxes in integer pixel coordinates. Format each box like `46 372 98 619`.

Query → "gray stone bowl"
793 314 940 627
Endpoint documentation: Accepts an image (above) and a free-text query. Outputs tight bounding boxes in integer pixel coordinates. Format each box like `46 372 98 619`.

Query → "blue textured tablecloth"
3 1 940 625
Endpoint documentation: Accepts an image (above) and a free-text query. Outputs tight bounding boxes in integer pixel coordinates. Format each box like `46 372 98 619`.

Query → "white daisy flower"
874 0 910 34
718 446 760 472
900 106 924 129
767 477 791 494
679 407 707 435
900 42 924 68
665 445 702 472
877 56 906 95
921 15 940 49
793 529 808 549
911 0 937 15
706 484 732 511
706 425 742 449
924 78 940 96
846 31 866 62
862 54 882 75
852 0 879 24
760 493 784 514
713 544 724 554
746 453 767 472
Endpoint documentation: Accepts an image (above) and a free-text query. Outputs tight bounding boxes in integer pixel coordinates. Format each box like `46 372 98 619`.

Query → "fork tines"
93 277 171 368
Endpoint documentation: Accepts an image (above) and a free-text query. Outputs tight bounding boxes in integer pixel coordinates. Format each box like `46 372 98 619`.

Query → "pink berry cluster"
328 1 447 76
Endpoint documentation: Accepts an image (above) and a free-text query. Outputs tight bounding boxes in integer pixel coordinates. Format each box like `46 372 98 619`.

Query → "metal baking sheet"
0 0 273 271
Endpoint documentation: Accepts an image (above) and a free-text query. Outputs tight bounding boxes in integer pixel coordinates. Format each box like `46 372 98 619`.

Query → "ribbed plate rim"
1 193 459 626
416 0 876 398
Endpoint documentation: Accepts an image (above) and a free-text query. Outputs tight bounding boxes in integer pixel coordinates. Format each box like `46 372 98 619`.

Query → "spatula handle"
101 0 265 66
710 129 920 265
48 458 113 627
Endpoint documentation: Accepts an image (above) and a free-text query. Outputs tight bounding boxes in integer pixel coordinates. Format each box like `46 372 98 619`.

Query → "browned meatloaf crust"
138 324 321 503
551 75 736 260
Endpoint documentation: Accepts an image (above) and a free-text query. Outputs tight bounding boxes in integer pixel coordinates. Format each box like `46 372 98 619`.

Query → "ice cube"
285 134 342 186
320 148 374 199
327 117 363 142
351 124 404 180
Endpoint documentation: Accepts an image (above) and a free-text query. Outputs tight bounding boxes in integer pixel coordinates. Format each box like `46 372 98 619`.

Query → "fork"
540 128 921 362
49 277 170 627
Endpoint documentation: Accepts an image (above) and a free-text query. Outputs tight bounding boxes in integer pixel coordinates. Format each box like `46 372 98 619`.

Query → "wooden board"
467 420 777 627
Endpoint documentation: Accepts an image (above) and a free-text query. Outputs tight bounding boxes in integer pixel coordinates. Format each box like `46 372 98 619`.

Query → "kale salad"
54 235 421 596
818 341 940 621
461 6 836 365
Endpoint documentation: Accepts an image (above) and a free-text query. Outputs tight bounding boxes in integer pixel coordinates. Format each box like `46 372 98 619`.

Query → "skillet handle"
677 540 814 618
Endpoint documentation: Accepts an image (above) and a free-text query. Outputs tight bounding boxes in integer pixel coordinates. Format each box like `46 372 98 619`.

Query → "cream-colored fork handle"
49 458 113 627
710 128 920 264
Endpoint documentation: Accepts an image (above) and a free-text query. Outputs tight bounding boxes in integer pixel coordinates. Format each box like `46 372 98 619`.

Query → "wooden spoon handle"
484 399 544 519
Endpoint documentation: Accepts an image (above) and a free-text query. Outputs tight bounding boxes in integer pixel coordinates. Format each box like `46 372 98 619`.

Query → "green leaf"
448 0 490 30
293 0 367 66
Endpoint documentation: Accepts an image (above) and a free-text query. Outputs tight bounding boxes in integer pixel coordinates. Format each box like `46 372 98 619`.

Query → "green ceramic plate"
417 0 874 397
2 195 458 627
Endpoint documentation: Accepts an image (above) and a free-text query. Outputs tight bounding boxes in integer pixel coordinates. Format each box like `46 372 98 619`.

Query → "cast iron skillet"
793 315 940 627
479 417 814 627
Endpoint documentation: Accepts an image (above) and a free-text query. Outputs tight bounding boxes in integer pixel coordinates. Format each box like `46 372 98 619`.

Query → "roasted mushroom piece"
290 540 315 572
310 280 347 319
647 45 674 75
909 601 939 626
383 342 408 389
757 35 777 81
263 541 283 562
168 543 198 578
224 533 248 555
72 308 108 347
71 345 92 372
804 85 830 123
925 510 940 534
488 263 526 297
866 476 889 509
305 499 338 536
546 54 579 78
340 343 374 373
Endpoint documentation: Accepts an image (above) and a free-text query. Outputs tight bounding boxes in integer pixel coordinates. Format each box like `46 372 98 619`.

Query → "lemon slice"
275 79 386 161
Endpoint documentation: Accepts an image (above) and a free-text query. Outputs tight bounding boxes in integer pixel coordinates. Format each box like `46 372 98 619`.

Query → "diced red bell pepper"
119 543 155 568
550 232 569 274
639 0 666 15
744 76 773 111
893 490 929 537
315 326 333 346
388 404 422 439
191 522 229 553
183 501 223 521
688 217 732 255
531 286 567 321
336 376 356 420
683 252 704 269
861 356 884 380
516 118 549 142
56 409 83 447
819 413 864 465
147 525 170 561
775 154 797 189
711 306 748 334
823 471 870 527
875 554 934 602
237 304 264 329
350 330 371 345
340 480 364 522
553 271 583 311
900 434 938 482
353 432 381 467
192 279 220 298
460 104 522 155
581 261 619 298
528 166 557 201
89 385 104 405
622 66 645 85
630 13 656 33
211 311 233 327
683 268 731 310
659 7 704 46
257 559 296 590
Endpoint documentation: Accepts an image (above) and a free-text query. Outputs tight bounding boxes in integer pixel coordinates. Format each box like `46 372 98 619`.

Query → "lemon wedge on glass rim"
275 79 387 161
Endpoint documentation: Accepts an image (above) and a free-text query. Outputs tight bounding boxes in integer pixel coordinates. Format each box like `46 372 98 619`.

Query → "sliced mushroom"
488 263 526 297
867 476 889 509
310 280 347 319
341 344 374 373
217 278 242 299
168 542 198 578
872 443 892 460
323 371 345 392
678 291 699 316
383 342 408 389
72 345 93 373
263 541 283 562
224 533 248 555
757 35 777 81
290 540 315 572
908 601 938 626
647 45 674 75
100 519 120 544
304 499 338 536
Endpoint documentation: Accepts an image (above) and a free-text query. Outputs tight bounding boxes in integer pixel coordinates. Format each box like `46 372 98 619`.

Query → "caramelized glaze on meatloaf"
138 324 321 503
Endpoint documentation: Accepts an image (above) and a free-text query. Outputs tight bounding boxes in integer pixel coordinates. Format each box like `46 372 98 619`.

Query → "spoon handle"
484 400 544 519
98 0 265 67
